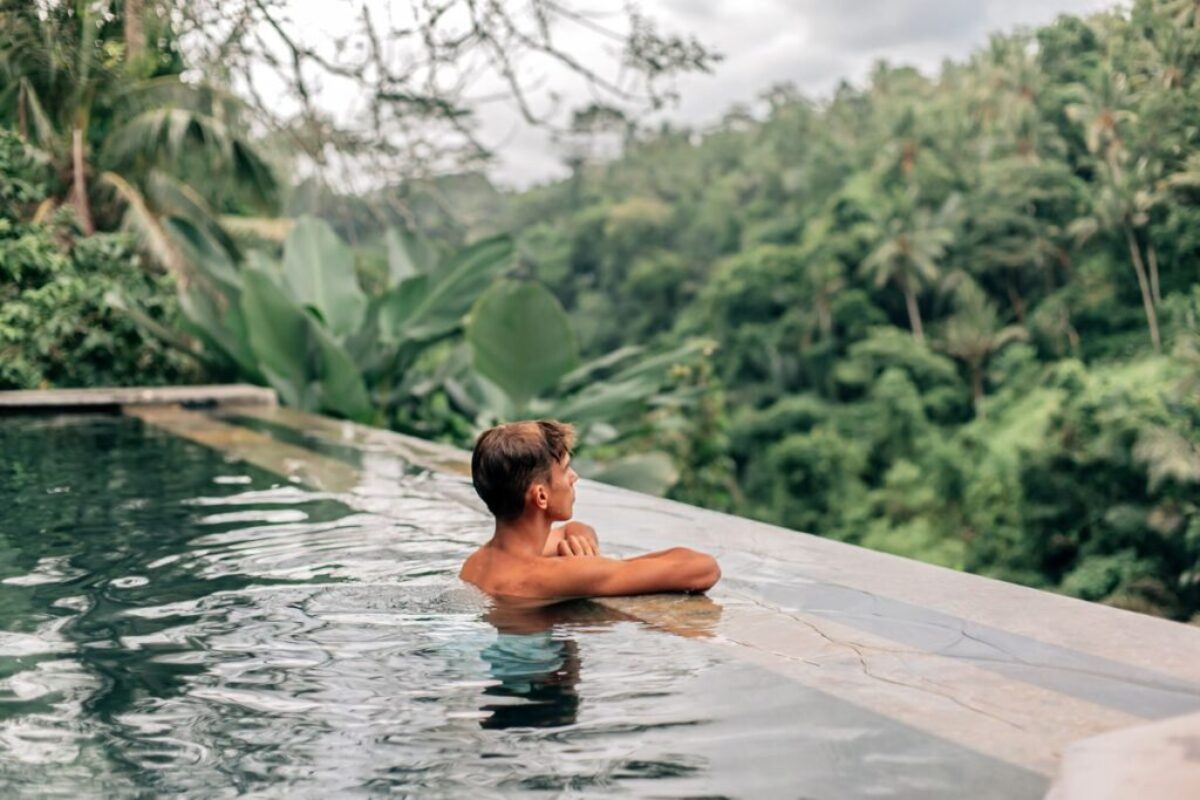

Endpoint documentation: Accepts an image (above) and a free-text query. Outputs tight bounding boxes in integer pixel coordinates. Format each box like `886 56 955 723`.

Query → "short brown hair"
471 420 575 520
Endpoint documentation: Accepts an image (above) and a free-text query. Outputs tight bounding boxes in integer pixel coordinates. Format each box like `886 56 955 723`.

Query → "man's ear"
528 482 549 511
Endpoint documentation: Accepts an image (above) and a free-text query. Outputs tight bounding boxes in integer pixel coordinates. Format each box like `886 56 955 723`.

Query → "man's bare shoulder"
460 544 563 597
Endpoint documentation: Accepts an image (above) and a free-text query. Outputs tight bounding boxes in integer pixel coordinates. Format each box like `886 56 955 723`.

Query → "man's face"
542 454 578 521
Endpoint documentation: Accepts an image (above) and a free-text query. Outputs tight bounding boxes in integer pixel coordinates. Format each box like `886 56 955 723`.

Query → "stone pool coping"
0 384 276 411
5 385 1198 797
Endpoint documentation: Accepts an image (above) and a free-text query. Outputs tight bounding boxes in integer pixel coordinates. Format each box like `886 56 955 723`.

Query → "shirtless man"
459 420 721 602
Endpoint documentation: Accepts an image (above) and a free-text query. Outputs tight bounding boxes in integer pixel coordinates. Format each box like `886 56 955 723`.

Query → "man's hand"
544 521 600 557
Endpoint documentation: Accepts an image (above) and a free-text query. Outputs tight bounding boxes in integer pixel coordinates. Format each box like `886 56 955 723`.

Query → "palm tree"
937 281 1027 418
1159 0 1200 28
969 154 1075 322
1065 70 1137 166
1068 155 1165 352
860 192 961 344
0 1 275 277
804 257 845 342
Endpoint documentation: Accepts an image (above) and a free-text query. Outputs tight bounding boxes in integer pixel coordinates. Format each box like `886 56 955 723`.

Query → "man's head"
471 420 578 523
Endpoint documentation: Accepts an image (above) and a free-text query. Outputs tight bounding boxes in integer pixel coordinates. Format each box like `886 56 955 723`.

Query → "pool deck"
5 385 1198 798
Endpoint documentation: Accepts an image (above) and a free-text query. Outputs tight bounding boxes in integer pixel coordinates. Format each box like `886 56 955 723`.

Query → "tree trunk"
901 277 925 344
1065 315 1080 356
1124 225 1161 353
17 82 27 139
1006 279 1026 325
817 299 832 339
124 0 145 65
70 127 95 234
971 362 985 419
1147 239 1161 306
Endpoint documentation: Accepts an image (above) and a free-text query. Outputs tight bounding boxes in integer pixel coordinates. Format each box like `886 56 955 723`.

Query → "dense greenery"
494 2 1200 619
0 127 198 389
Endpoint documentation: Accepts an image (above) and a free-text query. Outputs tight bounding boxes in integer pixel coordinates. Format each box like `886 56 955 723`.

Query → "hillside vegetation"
493 2 1200 619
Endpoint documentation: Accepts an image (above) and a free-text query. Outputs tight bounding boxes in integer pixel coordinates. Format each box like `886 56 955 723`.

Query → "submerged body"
459 420 720 603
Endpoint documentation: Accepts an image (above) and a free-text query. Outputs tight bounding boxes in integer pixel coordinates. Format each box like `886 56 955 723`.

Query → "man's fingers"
564 535 598 556
554 534 599 557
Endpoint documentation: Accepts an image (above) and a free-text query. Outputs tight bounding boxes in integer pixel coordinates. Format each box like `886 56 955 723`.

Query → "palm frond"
144 169 240 259
100 170 190 286
17 78 58 150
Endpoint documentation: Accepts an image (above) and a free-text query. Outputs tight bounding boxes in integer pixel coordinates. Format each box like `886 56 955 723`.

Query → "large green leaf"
240 267 311 408
603 339 709 386
403 236 514 341
559 345 645 391
549 375 659 427
467 280 579 410
308 320 373 422
282 216 367 340
385 227 436 285
579 452 679 496
240 265 371 420
164 217 239 293
175 280 262 381
377 275 429 344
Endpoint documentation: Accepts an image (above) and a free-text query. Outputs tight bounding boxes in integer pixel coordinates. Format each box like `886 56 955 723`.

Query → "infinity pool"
0 412 1055 797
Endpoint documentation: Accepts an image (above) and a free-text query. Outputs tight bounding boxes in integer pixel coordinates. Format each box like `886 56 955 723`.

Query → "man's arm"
530 547 720 598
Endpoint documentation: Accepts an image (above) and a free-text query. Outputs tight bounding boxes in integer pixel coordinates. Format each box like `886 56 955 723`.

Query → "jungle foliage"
497 1 1200 619
0 127 198 389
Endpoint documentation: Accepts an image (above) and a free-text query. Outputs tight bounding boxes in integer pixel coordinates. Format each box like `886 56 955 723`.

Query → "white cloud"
472 0 1118 188
270 0 1118 188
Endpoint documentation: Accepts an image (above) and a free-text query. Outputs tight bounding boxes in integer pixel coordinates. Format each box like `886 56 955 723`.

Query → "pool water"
0 413 1046 798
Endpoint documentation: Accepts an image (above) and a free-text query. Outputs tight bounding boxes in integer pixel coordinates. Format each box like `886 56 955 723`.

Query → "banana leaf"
240 265 371 420
402 235 514 341
385 226 436 285
467 280 579 410
546 374 660 427
377 275 430 344
177 282 262 380
577 452 679 496
282 215 367 341
240 266 309 408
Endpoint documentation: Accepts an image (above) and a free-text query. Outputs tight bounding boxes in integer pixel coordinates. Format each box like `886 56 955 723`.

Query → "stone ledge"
0 384 276 410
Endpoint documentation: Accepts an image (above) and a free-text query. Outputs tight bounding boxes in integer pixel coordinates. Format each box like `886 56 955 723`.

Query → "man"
460 420 721 602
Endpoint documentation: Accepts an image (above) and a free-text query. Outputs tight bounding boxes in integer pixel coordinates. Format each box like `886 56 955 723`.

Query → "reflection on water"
477 601 656 731
480 631 581 729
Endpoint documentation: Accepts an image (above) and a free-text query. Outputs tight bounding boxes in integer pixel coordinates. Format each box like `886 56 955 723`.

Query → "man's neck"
491 514 552 557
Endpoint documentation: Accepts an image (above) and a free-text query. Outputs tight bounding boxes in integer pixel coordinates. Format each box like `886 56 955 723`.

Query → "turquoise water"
0 413 1045 798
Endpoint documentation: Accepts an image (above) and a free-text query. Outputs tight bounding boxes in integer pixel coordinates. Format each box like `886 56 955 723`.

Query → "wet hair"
471 420 575 521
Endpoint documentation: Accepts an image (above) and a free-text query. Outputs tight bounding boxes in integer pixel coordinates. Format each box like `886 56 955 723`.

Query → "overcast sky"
272 0 1121 189
468 0 1120 187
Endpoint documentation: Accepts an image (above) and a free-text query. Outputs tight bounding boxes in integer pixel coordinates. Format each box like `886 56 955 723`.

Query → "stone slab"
0 384 276 410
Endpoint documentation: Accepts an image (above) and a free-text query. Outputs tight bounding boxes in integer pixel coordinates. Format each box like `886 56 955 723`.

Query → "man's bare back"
461 421 720 603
